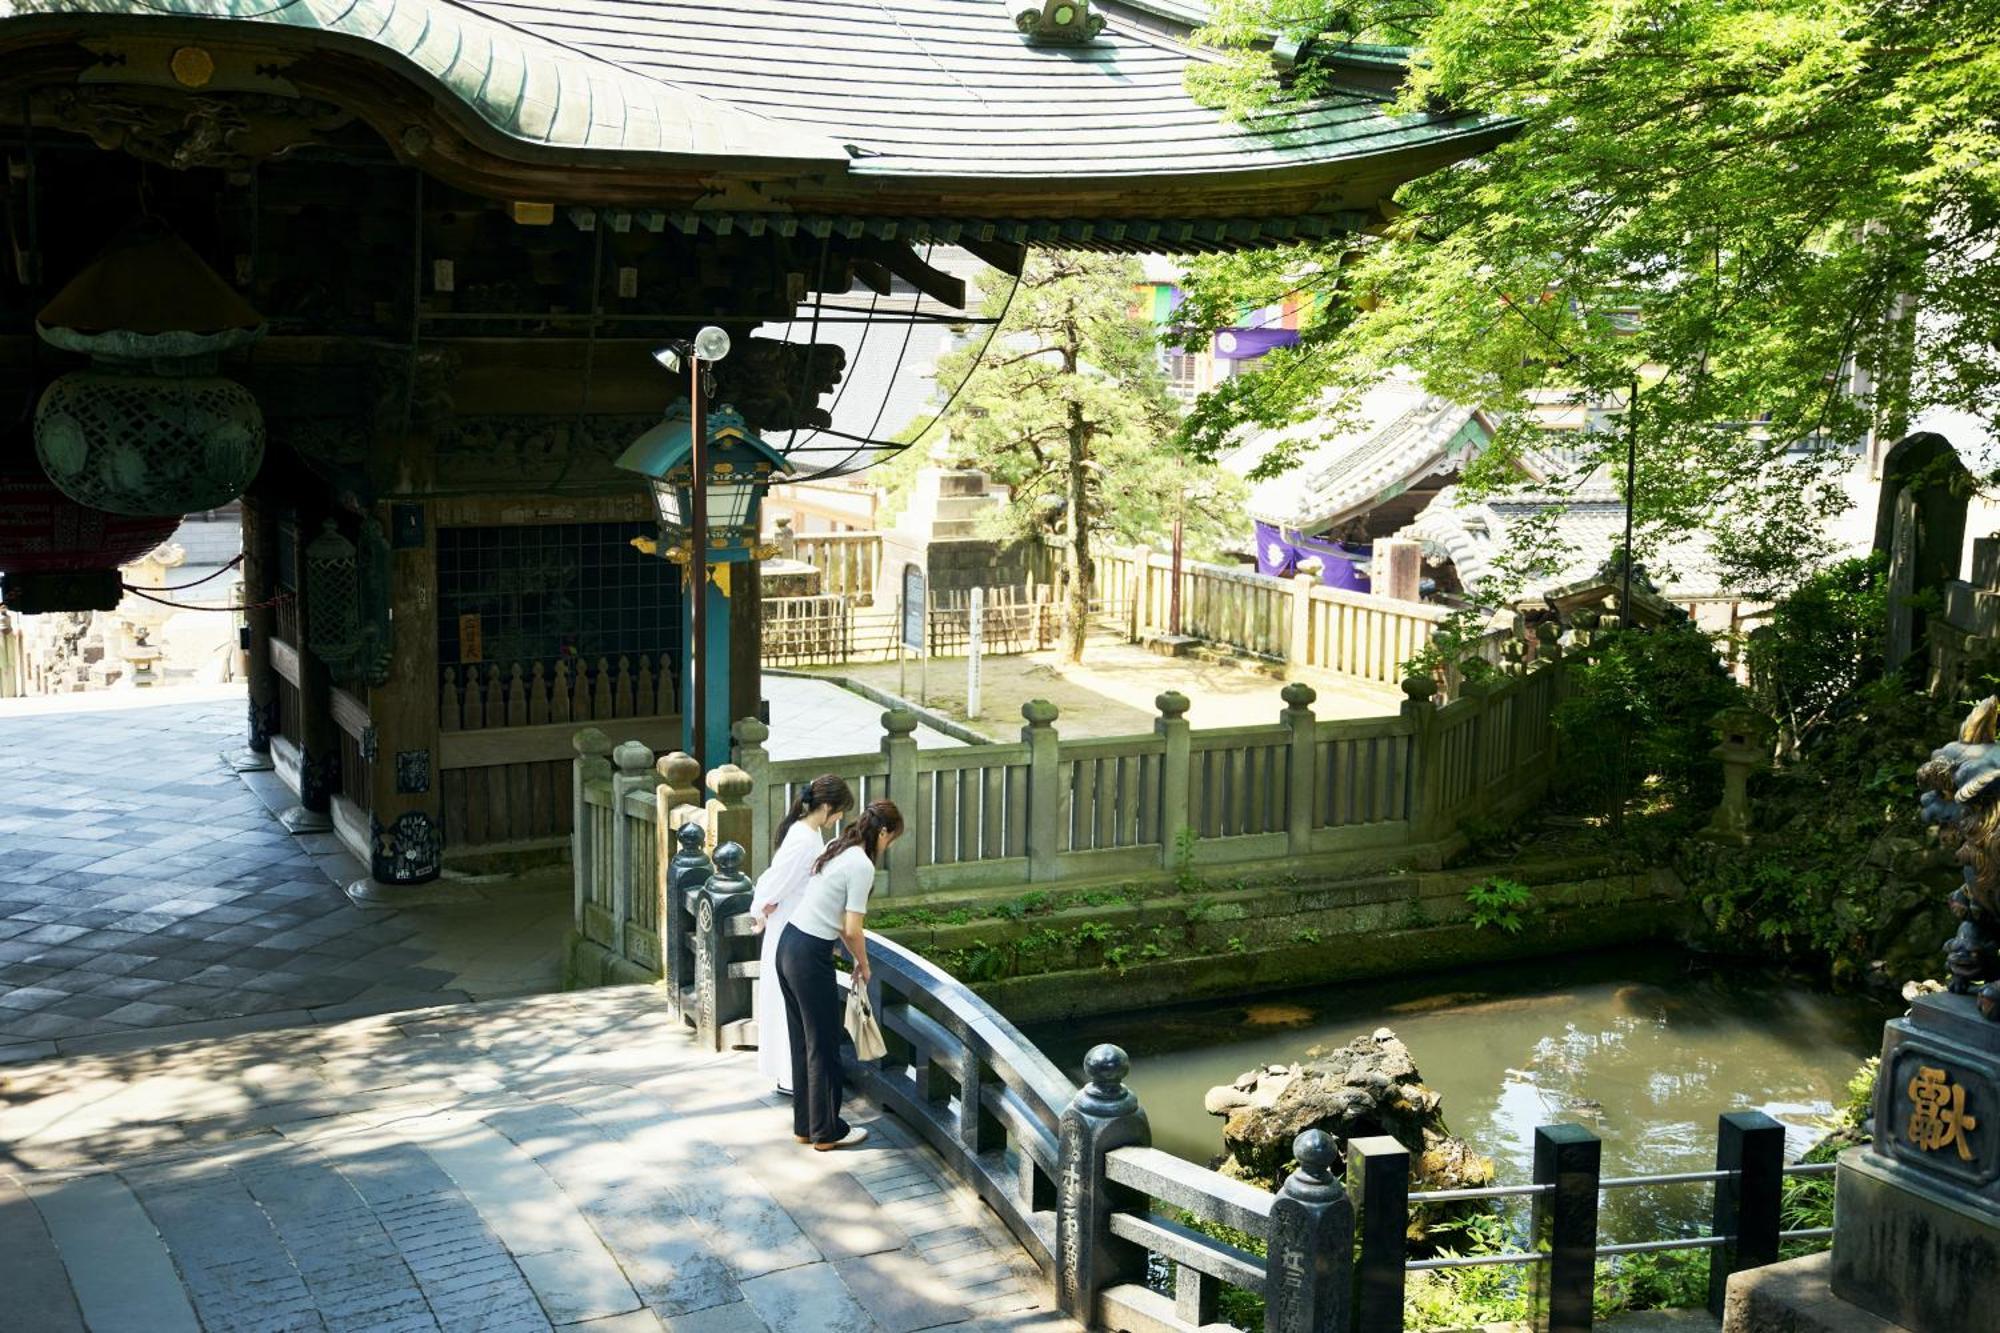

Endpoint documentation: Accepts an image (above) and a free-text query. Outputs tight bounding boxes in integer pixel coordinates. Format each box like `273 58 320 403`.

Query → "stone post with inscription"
691 841 753 1052
664 821 711 1023
1055 1044 1151 1322
1264 1129 1355 1333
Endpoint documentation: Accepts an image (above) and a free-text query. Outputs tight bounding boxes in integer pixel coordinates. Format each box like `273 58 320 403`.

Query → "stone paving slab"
0 987 1078 1333
0 689 567 1053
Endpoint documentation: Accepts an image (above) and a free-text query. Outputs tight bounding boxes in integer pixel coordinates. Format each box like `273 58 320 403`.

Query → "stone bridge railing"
579 792 1832 1333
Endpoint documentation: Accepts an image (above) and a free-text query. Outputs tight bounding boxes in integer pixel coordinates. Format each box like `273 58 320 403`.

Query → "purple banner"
1213 327 1300 360
1254 522 1371 593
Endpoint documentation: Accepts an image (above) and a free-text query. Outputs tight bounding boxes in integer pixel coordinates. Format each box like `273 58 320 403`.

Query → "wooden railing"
760 584 1125 667
592 787 1828 1333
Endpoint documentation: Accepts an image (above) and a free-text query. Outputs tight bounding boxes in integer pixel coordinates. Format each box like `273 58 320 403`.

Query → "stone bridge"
0 986 1072 1333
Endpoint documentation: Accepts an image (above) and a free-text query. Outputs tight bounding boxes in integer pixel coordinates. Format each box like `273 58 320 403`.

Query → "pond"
1022 947 1890 1241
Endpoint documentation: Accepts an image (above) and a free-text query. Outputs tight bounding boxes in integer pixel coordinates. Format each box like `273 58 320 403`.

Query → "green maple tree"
1173 0 2000 599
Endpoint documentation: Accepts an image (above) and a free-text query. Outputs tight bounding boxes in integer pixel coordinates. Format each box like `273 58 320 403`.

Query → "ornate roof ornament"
1016 0 1106 44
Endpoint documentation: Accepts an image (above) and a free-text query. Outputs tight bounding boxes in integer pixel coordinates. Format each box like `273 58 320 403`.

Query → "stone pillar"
1287 572 1315 668
1706 1111 1785 1317
692 842 753 1052
657 750 702 829
733 717 773 856
705 763 755 868
1530 1123 1601 1333
1265 1130 1355 1333
1347 1136 1410 1331
1128 544 1150 642
1281 682 1318 858
228 493 278 771
883 708 921 892
1022 699 1062 884
1055 1044 1151 1320
1402 676 1446 843
609 740 659 959
570 727 613 929
664 821 711 1019
1155 691 1191 869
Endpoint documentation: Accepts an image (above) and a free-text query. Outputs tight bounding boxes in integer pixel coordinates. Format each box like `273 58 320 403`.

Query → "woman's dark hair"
813 799 904 874
774 774 854 849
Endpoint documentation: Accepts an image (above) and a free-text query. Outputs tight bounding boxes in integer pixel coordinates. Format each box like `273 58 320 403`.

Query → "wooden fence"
440 655 678 848
760 584 1125 667
582 792 1839 1333
573 655 1565 908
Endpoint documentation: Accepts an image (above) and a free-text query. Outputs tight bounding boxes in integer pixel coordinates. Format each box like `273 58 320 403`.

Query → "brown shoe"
793 1135 810 1144
812 1126 869 1152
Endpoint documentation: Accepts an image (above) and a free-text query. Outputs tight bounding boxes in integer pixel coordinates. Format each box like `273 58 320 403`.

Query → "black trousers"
775 923 848 1144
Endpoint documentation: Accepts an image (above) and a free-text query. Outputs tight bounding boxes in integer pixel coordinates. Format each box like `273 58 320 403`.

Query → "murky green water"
1023 949 1890 1239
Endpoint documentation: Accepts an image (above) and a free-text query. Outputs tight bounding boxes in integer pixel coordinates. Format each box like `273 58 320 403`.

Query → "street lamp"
615 326 790 769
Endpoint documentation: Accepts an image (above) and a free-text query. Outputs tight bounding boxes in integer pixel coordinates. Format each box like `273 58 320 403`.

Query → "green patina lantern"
303 517 393 683
614 402 793 563
32 229 266 517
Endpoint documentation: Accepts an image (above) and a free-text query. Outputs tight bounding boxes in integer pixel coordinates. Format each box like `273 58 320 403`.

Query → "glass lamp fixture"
614 403 791 563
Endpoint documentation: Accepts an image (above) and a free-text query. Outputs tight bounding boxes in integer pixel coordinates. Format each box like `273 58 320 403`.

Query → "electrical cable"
120 586 291 613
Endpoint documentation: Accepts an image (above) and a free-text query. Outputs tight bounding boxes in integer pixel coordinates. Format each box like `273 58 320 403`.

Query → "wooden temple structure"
0 0 1509 892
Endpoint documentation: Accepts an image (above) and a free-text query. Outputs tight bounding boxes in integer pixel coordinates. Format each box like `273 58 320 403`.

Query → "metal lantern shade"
31 229 267 518
614 403 791 562
304 520 361 669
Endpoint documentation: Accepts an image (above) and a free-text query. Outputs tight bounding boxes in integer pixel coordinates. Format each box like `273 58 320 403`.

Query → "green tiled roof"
0 0 852 166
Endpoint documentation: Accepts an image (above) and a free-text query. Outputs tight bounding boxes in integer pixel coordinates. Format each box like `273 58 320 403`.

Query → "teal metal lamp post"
616 328 792 770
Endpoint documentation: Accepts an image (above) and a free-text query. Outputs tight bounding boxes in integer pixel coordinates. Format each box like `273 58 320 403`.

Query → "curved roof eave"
0 0 854 170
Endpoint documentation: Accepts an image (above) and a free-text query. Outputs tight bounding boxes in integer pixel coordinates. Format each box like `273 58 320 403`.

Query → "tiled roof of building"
1225 379 1496 532
2 1 1512 236
1398 481 1727 600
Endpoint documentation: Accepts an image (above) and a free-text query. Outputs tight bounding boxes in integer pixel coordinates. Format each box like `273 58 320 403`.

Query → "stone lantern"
1703 705 1773 844
32 229 266 517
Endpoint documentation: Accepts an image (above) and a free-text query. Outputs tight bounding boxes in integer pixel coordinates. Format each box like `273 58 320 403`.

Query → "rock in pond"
1204 1027 1495 1208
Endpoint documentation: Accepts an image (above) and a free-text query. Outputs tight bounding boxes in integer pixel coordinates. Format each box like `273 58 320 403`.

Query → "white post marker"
967 586 984 720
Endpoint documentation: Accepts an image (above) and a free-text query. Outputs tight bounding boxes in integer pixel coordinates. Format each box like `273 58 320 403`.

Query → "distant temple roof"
0 0 1514 248
1397 481 1727 601
1225 379 1497 533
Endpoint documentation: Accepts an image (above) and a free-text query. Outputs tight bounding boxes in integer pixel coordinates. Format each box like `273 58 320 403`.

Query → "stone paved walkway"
0 689 566 1062
0 987 1076 1333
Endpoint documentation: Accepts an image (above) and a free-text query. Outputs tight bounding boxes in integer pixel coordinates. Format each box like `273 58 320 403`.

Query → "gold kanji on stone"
1907 1065 1979 1161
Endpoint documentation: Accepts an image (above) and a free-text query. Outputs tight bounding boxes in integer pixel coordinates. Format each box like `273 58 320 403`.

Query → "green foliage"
1290 927 1323 946
1677 680 1951 984
1465 876 1532 934
893 252 1244 561
1173 825 1203 894
1593 1250 1710 1318
1783 1059 1877 1249
1553 623 1747 818
1176 0 2000 597
1747 555 1888 749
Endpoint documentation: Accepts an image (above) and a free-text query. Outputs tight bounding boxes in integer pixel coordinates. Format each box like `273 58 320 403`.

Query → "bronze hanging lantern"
32 230 266 517
304 519 360 669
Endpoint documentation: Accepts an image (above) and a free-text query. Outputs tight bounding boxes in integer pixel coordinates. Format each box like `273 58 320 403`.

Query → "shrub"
1553 621 1746 818
1465 877 1532 933
1747 555 1887 752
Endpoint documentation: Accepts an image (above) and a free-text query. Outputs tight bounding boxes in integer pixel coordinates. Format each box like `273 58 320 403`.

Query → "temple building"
0 0 1510 894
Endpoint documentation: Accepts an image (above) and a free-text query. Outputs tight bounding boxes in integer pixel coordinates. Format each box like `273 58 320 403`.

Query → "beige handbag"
844 986 888 1061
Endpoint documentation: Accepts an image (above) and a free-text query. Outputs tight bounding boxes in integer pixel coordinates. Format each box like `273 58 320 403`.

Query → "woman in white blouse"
776 798 904 1151
751 775 853 1096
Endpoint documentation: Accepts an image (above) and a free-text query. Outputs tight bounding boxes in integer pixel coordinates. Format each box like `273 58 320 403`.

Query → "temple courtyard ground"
0 987 1072 1332
815 633 1404 741
0 678 950 1062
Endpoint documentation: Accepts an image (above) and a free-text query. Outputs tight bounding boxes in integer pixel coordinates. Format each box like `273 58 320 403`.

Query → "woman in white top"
750 775 853 1095
775 798 904 1151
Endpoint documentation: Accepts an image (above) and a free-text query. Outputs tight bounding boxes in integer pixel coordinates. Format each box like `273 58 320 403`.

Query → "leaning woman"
750 775 853 1096
776 798 903 1150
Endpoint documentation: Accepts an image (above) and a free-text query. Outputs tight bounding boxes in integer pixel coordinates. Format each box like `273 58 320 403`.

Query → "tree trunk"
1063 397 1092 664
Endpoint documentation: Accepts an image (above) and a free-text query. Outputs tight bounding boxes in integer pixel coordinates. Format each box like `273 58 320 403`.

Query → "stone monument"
877 432 1024 595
